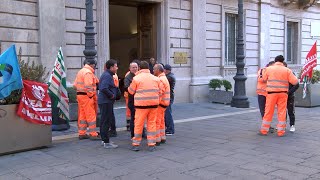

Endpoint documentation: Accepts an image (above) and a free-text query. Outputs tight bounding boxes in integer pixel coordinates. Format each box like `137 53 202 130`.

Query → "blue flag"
0 45 23 99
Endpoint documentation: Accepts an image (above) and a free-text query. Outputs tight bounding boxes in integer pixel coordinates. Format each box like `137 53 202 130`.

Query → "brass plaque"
174 52 188 64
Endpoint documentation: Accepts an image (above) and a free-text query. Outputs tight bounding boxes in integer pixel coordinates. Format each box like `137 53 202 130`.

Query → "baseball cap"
164 64 172 71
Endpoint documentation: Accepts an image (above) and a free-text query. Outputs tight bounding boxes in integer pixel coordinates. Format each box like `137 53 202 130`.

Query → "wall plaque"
174 52 188 64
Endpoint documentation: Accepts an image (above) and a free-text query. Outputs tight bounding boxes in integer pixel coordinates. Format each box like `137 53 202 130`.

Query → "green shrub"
209 79 222 90
222 80 232 91
1 47 49 104
67 87 77 103
310 69 320 84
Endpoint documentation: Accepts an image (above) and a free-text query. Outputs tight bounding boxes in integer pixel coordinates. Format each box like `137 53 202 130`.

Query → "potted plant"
0 47 51 155
295 69 320 107
67 87 78 121
208 79 233 104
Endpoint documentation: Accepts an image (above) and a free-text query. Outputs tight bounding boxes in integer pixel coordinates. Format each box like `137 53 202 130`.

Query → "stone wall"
168 0 192 102
64 0 97 83
0 0 39 63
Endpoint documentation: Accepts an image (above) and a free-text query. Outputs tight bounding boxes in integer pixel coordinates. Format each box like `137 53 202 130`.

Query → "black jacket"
124 72 135 105
166 72 176 101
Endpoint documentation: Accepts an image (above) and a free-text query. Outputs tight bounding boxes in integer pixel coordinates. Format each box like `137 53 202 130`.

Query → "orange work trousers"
260 93 288 136
132 108 157 147
156 106 166 143
77 95 98 136
124 93 131 120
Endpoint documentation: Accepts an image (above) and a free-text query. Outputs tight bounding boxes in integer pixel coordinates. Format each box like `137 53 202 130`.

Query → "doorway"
109 1 158 80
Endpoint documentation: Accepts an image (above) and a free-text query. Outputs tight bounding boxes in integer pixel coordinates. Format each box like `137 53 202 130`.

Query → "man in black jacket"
283 62 299 132
124 61 139 138
98 59 119 149
164 64 176 135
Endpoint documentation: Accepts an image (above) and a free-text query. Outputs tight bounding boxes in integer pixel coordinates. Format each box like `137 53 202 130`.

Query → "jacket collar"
84 64 94 73
135 69 150 75
106 69 115 76
274 62 284 66
158 72 166 77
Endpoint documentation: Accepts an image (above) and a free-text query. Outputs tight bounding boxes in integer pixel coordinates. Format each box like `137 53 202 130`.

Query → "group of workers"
73 57 176 152
256 55 299 136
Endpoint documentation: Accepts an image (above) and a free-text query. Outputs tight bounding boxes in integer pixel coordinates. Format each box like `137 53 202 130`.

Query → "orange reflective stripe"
136 89 159 93
135 96 159 100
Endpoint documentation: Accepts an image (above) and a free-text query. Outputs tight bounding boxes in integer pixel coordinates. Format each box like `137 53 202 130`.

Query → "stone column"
190 0 207 103
39 0 66 71
259 0 271 68
96 0 110 77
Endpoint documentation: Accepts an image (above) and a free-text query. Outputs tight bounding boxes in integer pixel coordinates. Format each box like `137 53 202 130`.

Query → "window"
225 13 237 66
286 21 298 64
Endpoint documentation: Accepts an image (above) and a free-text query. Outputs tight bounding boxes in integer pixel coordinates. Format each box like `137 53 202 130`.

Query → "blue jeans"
165 100 174 134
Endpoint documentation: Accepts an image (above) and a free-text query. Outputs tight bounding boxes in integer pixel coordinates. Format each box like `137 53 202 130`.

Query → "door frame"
96 0 169 77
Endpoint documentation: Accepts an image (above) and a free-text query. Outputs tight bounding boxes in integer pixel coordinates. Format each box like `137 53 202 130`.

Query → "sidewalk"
2 97 320 180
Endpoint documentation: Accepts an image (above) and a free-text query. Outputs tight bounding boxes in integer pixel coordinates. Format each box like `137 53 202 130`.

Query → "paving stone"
267 169 310 180
12 165 53 179
51 163 96 178
0 173 27 180
30 172 70 180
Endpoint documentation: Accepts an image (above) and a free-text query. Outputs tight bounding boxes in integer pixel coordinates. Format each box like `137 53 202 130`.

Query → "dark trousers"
258 95 266 118
99 103 114 143
110 109 116 132
128 101 135 138
287 96 295 126
165 100 174 134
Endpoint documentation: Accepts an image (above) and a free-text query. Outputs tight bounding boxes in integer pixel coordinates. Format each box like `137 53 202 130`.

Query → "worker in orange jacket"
260 55 298 137
124 71 131 131
153 64 170 146
73 59 101 140
256 61 275 133
128 61 160 152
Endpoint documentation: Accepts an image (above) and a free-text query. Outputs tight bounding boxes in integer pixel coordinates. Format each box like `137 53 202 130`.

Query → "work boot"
78 134 89 140
131 146 140 152
257 132 267 136
89 135 101 140
161 140 166 144
148 146 156 152
156 142 161 146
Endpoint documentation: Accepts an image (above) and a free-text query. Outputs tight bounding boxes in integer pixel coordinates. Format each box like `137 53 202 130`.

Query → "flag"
48 47 70 130
300 41 317 83
302 76 307 99
0 45 23 99
17 80 52 125
300 41 317 99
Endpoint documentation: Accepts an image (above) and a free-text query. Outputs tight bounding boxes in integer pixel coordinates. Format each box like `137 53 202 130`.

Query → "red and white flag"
17 80 52 125
300 41 317 83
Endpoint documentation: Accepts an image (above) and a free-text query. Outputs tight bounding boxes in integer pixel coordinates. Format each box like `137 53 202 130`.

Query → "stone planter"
295 83 320 107
69 103 78 121
209 89 233 105
69 103 101 127
0 104 51 155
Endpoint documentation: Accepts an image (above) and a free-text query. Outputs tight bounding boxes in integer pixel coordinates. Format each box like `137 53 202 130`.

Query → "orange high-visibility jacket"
128 69 160 107
73 64 97 97
113 73 119 87
256 68 267 96
263 62 298 92
158 72 170 107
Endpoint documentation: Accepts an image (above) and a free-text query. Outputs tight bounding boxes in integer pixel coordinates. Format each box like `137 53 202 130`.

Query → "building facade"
1 0 320 103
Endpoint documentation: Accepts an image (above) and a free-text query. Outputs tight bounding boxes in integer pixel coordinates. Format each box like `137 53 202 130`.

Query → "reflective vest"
263 62 298 92
158 72 170 107
256 68 267 96
128 69 160 107
113 73 119 87
73 64 97 97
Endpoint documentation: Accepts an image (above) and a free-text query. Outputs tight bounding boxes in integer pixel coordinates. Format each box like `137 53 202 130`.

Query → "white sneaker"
103 142 118 149
289 125 295 132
